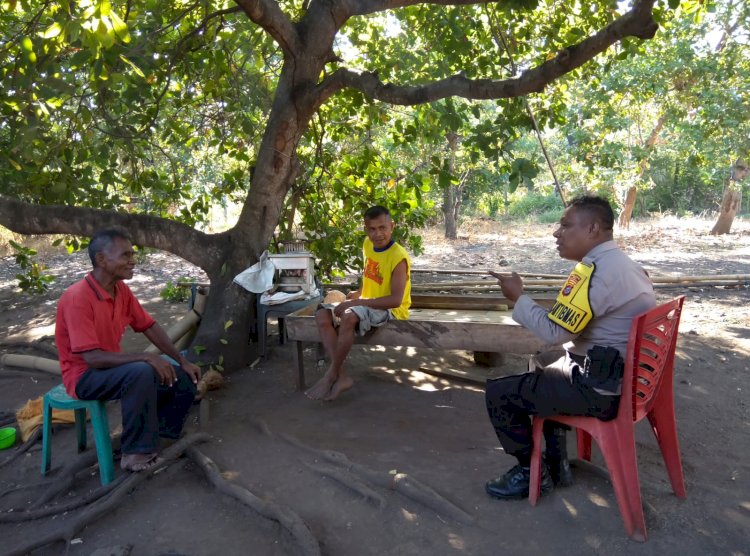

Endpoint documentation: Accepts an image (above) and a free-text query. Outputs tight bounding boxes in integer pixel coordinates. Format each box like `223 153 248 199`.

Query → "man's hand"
181 359 201 385
489 270 524 302
145 353 178 386
333 300 354 317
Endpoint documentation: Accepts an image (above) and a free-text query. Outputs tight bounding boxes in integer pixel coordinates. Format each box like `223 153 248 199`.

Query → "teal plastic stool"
41 384 115 485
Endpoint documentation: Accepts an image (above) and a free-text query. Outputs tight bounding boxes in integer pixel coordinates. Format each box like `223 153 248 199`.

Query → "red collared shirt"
55 272 155 397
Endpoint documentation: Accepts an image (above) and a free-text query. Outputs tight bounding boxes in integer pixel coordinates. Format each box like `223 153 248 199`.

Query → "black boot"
544 425 574 487
485 464 553 500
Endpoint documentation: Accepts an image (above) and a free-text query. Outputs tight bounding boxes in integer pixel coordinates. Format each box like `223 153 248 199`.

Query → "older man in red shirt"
55 228 200 472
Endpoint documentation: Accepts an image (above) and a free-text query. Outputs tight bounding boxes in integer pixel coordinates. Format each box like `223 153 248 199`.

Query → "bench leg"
294 341 305 391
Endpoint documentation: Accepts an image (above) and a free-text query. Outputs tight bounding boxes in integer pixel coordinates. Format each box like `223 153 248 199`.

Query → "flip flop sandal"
121 453 163 472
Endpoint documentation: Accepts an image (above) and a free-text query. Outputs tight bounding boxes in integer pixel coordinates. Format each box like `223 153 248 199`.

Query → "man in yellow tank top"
306 206 411 401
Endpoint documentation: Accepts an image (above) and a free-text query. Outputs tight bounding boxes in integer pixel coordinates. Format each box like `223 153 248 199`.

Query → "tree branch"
233 0 301 55
348 0 509 17
0 195 220 269
316 0 657 106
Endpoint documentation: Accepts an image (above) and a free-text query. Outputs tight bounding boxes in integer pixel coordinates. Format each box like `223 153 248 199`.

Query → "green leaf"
119 55 145 78
39 22 63 39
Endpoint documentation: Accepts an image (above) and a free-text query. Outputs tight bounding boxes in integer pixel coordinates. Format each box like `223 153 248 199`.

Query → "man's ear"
94 251 105 268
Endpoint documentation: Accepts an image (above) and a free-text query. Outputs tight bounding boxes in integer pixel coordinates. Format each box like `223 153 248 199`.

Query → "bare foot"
324 375 354 401
305 373 336 400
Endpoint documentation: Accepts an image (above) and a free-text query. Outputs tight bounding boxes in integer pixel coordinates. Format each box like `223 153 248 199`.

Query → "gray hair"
88 228 132 267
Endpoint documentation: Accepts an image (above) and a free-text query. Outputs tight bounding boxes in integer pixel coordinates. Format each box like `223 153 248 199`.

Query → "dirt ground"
0 216 748 556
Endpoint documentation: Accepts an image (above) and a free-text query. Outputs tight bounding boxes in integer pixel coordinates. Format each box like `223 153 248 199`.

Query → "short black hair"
567 196 614 231
88 228 132 267
364 205 391 221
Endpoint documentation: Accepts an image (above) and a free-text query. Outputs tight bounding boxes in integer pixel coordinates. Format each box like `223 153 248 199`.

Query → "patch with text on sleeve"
547 261 595 333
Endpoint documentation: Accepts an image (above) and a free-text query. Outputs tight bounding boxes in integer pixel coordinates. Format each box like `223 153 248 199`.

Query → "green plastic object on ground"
0 426 16 449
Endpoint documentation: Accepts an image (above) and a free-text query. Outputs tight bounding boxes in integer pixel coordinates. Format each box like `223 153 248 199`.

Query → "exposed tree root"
186 446 321 556
3 432 210 556
252 419 474 525
0 410 17 421
33 432 122 509
0 475 128 523
300 459 386 510
0 428 41 470
0 452 95 509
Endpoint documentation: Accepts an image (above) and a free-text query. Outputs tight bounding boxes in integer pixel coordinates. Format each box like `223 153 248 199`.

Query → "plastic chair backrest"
623 297 685 424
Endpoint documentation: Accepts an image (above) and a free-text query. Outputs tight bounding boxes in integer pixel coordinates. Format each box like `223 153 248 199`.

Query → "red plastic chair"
528 296 687 542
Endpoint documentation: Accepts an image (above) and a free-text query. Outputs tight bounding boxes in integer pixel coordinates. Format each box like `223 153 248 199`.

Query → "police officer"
485 195 656 499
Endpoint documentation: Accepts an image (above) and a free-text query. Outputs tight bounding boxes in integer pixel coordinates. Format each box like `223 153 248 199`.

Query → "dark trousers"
75 361 197 454
485 352 618 461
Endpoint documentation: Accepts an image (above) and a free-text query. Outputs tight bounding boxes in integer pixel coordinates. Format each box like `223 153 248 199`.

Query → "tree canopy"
0 0 667 368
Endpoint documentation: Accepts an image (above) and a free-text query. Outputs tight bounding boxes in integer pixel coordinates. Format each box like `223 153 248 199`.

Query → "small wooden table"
284 294 555 390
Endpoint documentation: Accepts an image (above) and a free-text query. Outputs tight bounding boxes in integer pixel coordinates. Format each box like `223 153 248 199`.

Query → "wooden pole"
0 354 61 374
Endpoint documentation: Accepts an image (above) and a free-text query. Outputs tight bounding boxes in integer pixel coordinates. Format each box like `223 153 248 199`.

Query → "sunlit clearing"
587 492 610 507
562 497 578 517
400 508 417 522
414 382 439 392
723 507 750 528
448 533 465 549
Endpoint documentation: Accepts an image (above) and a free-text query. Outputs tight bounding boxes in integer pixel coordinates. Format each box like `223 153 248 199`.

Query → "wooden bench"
284 294 556 390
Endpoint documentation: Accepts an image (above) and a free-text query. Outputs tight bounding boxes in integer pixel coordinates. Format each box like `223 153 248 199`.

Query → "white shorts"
348 306 392 336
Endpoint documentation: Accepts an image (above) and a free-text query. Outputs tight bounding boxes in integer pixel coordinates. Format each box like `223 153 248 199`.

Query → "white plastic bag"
233 250 276 293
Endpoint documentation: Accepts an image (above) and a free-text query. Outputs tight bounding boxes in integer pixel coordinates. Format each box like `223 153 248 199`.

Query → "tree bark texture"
710 188 741 235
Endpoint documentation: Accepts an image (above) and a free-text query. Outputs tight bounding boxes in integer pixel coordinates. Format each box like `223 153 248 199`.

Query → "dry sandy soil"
0 216 748 556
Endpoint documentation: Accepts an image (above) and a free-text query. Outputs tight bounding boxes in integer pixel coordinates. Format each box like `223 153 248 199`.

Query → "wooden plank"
285 308 552 354
411 293 555 310
284 297 558 391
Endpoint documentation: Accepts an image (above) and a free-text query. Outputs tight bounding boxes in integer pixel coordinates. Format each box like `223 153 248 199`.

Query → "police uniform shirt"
512 240 656 357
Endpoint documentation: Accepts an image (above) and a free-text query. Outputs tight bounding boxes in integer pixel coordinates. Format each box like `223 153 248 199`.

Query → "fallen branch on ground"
3 432 210 556
186 446 321 556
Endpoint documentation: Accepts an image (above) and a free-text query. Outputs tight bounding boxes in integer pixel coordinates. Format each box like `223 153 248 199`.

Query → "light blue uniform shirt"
513 240 656 358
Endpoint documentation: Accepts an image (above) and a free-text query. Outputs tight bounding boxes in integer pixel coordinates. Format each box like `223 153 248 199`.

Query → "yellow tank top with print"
547 261 595 333
362 238 411 320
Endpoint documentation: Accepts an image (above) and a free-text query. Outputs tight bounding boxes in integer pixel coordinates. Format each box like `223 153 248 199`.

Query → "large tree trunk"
443 187 459 240
710 189 741 235
711 159 749 235
443 132 460 240
618 115 666 228
618 186 638 229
